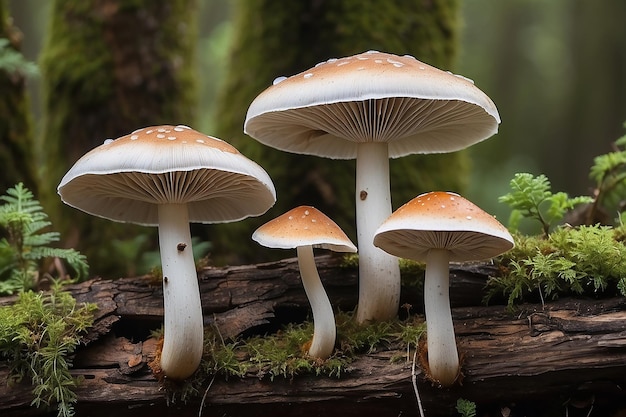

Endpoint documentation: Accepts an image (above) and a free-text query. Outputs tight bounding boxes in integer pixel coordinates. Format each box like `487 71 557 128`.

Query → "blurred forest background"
2 0 625 279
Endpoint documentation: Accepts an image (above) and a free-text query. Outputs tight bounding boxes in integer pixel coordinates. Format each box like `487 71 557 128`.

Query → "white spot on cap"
454 73 475 84
303 73 313 79
366 50 380 54
156 134 165 139
146 129 154 134
103 139 114 145
130 135 139 140
167 136 176 140
273 76 287 85
466 216 473 220
174 125 188 132
196 139 205 144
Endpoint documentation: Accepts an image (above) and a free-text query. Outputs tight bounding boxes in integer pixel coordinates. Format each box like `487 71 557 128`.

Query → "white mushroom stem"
297 245 336 359
424 248 459 386
354 142 401 324
158 203 204 380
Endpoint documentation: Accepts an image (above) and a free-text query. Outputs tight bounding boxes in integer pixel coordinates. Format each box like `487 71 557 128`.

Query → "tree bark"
38 0 199 278
2 255 626 416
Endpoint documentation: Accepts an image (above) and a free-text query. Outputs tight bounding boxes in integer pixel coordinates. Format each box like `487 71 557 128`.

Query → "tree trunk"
211 0 470 265
0 3 38 194
2 255 626 417
38 0 199 277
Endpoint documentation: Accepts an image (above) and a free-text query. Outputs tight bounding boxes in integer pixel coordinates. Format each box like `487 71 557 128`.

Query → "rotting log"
2 255 626 416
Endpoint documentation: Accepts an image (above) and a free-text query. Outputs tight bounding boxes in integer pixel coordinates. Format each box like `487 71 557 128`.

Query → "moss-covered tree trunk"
38 0 199 277
212 0 467 264
0 3 37 194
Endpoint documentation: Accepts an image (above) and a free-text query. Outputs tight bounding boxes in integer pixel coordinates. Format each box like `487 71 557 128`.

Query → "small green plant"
0 37 38 78
0 281 97 417
0 183 88 294
587 123 626 224
456 398 477 417
498 173 592 236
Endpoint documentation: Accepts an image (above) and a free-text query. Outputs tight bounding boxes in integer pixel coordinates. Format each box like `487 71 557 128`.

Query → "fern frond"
0 183 89 290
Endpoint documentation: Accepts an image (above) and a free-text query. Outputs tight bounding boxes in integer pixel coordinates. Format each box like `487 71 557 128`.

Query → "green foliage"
486 226 626 307
456 398 477 417
498 173 593 236
0 183 88 294
0 282 97 417
0 38 38 78
587 123 626 223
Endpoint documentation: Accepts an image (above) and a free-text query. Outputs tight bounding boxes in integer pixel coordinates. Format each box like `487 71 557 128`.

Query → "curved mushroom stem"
297 245 336 359
424 248 459 386
158 203 204 380
354 142 401 324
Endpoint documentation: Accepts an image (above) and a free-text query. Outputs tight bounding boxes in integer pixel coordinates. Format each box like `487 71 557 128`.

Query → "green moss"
159 311 425 401
0 283 97 417
486 226 626 307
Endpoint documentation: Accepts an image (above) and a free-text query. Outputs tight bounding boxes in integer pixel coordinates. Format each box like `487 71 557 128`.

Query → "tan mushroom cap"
374 191 514 262
245 50 500 159
252 206 357 253
57 125 276 226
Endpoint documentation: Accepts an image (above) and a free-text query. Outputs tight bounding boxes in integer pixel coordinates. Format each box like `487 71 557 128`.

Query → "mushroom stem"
424 248 459 386
157 203 204 380
354 142 401 323
297 245 336 359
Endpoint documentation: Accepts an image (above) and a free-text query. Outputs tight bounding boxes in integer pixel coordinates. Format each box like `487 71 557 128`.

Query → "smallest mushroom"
252 206 357 359
373 191 514 387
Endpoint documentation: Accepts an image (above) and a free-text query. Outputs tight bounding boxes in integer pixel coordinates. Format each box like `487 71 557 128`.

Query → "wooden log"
2 255 626 416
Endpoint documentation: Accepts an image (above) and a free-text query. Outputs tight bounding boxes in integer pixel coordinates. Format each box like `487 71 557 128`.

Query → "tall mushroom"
57 125 276 380
244 50 501 323
373 191 514 386
252 206 356 359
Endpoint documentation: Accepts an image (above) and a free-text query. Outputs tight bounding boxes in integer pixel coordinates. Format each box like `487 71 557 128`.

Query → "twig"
198 373 217 417
411 338 425 417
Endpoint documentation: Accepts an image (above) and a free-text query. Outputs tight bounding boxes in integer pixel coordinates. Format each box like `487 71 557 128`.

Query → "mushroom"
244 50 501 324
57 125 276 380
373 191 513 386
252 206 356 359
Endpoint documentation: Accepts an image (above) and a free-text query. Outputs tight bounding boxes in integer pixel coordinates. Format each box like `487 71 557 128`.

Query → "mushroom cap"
244 50 500 160
58 125 276 226
373 191 514 262
252 206 357 252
